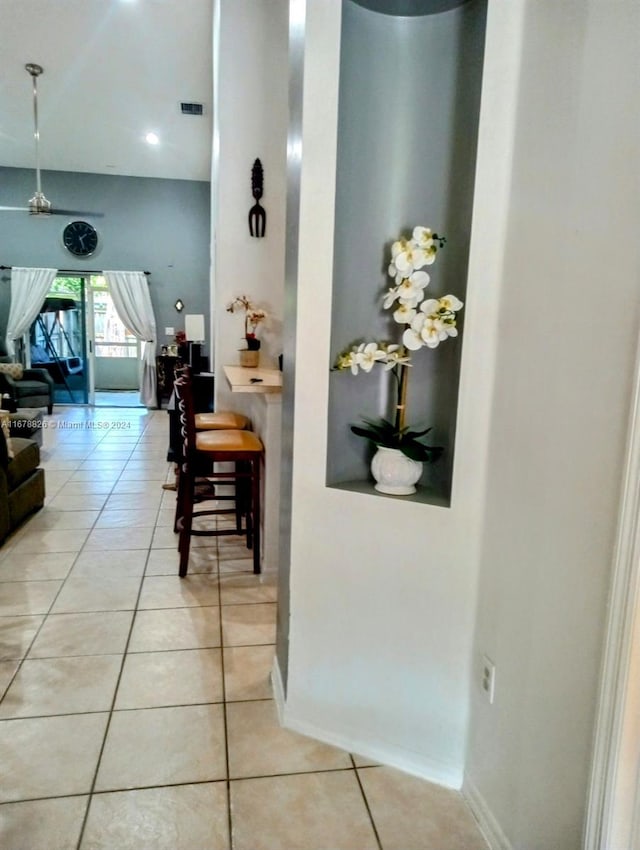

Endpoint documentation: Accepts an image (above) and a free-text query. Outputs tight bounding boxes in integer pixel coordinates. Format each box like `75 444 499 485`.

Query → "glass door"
29 276 89 405
29 274 142 406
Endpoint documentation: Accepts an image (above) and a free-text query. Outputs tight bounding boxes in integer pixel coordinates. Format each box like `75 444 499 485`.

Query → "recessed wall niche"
326 0 487 505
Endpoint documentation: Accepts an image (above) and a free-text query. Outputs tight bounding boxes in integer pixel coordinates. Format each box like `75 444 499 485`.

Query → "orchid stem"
395 363 408 433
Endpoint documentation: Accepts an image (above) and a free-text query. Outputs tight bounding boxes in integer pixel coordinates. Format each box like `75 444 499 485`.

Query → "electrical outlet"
165 327 174 336
481 655 496 704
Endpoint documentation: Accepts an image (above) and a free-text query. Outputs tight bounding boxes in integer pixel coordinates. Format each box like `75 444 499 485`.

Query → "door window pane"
91 282 139 359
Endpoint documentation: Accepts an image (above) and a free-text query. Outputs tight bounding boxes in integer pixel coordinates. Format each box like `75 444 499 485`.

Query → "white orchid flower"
391 239 408 258
383 287 400 309
419 298 441 317
393 302 417 325
412 226 434 247
439 294 464 312
393 245 423 276
402 326 424 351
421 316 447 347
355 342 387 373
414 314 447 348
383 346 411 370
334 350 358 374
395 270 430 304
403 312 448 350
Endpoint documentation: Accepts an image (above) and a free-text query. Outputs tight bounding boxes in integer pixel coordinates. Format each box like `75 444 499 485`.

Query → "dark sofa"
0 428 45 545
0 355 54 415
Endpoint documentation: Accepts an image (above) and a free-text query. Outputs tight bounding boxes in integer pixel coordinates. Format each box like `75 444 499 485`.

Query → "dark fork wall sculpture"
248 158 266 238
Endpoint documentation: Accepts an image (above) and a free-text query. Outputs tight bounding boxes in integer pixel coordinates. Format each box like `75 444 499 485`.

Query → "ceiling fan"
0 63 103 217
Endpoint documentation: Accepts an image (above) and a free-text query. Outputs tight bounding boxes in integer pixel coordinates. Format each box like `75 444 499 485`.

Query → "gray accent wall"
0 167 211 357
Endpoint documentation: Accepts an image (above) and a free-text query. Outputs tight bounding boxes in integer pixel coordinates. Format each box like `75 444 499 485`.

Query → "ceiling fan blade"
0 205 104 217
49 209 105 218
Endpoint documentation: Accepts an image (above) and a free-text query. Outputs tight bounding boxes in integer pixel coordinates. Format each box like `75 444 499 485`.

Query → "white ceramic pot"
370 445 422 495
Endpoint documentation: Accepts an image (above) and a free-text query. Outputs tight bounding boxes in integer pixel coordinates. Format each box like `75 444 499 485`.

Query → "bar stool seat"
196 429 261 452
195 411 250 431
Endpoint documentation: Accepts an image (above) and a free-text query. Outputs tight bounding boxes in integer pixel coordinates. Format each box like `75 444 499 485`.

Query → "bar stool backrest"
173 369 197 476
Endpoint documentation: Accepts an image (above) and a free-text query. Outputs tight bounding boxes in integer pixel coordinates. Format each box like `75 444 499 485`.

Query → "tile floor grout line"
352 760 385 850
0 762 372 808
0 708 114 723
74 420 163 850
227 764 361 783
210 517 234 849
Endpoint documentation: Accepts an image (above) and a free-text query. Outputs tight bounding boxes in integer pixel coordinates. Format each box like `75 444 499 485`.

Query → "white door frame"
85 281 96 406
586 332 640 849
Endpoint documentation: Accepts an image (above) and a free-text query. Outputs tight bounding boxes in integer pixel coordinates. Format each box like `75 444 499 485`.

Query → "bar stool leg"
235 462 246 535
179 470 195 578
252 455 261 574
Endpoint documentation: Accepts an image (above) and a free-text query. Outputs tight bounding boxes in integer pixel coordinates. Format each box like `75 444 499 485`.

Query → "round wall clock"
62 220 98 257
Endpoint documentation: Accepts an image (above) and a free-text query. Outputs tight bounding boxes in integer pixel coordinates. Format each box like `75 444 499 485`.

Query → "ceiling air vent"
180 102 204 116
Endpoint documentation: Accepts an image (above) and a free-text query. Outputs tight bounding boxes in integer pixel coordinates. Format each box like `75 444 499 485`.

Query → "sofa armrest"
0 464 9 544
0 429 10 543
23 368 55 390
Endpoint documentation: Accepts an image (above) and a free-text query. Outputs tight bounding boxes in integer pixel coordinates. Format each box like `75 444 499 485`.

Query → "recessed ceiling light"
145 132 159 145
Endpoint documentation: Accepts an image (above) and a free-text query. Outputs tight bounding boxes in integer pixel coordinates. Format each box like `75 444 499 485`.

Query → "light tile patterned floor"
0 406 488 850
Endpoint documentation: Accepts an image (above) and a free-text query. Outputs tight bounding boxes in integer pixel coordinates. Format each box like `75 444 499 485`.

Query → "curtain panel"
6 267 57 356
103 271 157 408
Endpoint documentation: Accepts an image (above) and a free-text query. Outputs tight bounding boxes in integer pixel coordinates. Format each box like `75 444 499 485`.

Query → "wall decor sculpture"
248 158 266 237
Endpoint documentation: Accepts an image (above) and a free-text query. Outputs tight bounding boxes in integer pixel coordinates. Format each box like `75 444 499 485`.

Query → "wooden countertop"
223 365 283 394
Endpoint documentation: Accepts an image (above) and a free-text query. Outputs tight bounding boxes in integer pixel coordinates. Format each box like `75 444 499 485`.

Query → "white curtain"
6 267 57 356
104 270 157 408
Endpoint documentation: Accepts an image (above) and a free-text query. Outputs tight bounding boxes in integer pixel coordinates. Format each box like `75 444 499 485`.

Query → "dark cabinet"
156 355 179 408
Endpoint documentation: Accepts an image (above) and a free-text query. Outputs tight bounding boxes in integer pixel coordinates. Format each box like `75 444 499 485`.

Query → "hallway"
0 405 487 849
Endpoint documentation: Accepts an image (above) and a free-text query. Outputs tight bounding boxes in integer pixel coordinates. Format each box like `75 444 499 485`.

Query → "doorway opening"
29 274 143 407
90 276 143 407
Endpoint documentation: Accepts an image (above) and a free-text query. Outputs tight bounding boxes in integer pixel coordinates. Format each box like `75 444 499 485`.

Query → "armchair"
0 356 54 414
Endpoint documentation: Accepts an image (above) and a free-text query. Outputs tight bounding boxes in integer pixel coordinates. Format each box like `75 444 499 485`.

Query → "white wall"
280 0 505 788
465 2 640 849
211 0 288 413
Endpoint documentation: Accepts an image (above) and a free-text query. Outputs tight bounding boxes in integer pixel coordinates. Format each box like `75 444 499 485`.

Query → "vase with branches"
333 226 463 494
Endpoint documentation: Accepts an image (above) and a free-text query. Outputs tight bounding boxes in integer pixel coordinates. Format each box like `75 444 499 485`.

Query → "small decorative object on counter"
226 295 267 368
333 225 463 495
248 158 266 237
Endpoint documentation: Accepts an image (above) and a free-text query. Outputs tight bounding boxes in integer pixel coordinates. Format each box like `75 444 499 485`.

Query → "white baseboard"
271 655 286 724
271 683 463 788
463 774 513 850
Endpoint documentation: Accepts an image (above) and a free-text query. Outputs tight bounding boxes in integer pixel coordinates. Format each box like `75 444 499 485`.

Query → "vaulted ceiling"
0 0 213 182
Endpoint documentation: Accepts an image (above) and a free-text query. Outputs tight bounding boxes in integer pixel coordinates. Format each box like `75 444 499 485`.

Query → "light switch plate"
165 327 174 336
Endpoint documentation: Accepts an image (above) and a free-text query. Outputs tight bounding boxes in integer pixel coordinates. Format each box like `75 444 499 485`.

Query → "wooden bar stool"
174 372 263 577
193 411 252 533
172 366 251 532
